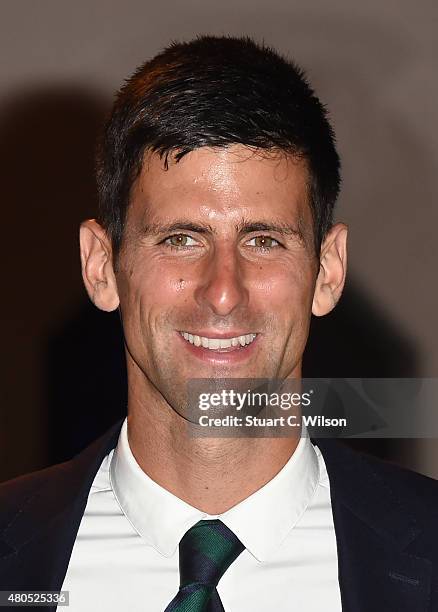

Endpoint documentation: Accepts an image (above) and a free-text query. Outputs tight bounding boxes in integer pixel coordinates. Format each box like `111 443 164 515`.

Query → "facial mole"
175 278 186 291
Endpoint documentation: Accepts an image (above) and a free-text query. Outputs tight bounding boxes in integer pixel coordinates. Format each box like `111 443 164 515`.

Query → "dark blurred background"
1 0 437 482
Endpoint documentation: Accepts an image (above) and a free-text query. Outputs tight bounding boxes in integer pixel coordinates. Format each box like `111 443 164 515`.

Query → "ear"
79 219 120 312
312 222 348 316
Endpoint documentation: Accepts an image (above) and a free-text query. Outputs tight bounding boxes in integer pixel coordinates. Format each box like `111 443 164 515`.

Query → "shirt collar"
110 418 320 562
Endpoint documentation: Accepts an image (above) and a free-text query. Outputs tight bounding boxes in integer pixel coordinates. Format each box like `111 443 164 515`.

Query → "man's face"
112 145 320 411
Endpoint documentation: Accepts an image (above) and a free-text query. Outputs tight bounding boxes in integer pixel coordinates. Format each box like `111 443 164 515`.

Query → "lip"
176 330 260 364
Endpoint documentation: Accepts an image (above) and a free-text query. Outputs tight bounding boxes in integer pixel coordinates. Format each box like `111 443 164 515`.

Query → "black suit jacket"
1 419 438 611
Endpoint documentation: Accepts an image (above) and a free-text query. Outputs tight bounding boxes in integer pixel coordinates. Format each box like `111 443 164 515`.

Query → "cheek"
251 262 315 315
119 258 185 301
118 263 192 333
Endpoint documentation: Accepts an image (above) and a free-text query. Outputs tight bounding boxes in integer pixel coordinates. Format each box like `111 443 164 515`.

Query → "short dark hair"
96 35 340 259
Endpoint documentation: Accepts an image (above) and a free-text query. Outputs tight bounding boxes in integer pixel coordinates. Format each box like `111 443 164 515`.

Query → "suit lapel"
316 438 433 611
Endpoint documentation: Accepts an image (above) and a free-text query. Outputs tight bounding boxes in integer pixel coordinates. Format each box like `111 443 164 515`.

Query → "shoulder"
359 446 438 517
0 461 73 529
315 438 438 521
0 419 122 532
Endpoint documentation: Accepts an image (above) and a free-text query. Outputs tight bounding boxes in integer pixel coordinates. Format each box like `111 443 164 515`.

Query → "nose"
194 244 249 317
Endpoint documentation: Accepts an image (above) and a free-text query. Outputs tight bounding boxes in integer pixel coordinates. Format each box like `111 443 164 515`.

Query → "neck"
126 365 301 515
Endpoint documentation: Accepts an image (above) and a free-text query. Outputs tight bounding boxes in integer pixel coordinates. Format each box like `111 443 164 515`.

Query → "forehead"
128 144 311 228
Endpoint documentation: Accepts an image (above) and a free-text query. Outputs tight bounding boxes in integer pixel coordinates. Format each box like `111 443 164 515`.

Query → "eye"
246 235 281 250
163 234 200 249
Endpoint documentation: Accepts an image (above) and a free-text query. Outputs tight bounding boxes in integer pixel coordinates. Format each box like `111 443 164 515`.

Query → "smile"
179 331 257 350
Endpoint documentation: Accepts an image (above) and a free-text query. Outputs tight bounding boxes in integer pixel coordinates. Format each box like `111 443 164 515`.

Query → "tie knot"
179 519 245 589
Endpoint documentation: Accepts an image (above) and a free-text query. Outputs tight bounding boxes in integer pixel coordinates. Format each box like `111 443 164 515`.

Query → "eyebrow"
139 218 304 240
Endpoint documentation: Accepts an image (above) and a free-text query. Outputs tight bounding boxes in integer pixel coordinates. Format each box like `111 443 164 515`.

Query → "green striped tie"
164 519 245 612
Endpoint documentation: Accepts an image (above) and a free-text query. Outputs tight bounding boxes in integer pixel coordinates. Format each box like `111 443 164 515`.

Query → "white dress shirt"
61 419 341 611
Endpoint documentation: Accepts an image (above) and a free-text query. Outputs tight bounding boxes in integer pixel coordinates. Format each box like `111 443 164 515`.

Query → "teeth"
180 332 257 350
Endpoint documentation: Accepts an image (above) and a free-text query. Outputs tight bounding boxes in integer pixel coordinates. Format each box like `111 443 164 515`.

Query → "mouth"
177 330 259 363
179 331 257 350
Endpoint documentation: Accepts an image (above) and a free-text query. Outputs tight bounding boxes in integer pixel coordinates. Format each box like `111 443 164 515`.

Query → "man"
1 35 438 612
